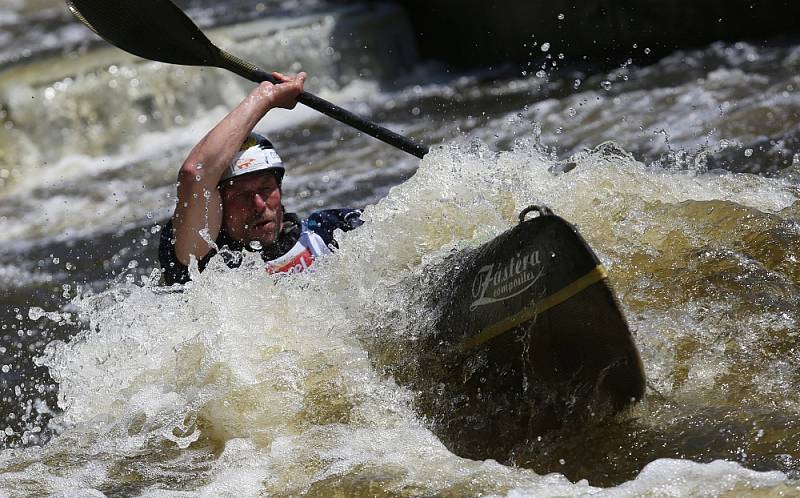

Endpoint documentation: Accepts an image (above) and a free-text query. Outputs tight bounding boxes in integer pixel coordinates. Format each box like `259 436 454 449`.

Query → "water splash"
1 141 798 494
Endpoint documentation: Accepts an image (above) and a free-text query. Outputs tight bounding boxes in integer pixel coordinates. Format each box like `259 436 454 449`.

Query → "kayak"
406 205 645 460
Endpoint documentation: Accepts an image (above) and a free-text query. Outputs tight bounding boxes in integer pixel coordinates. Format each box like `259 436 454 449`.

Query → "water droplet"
249 241 263 250
411 107 421 116
28 307 44 320
567 108 577 117
573 79 582 89
557 13 565 20
540 42 551 52
535 70 547 78
601 80 612 91
744 148 753 157
644 47 651 54
1 365 10 373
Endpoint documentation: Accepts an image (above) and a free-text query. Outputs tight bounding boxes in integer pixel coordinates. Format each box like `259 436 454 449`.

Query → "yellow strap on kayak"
462 265 608 351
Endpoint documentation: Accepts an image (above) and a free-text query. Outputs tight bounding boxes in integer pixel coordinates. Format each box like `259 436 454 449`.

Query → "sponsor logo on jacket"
266 228 332 274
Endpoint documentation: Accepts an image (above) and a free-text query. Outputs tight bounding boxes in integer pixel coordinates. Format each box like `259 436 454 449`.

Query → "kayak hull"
408 207 645 459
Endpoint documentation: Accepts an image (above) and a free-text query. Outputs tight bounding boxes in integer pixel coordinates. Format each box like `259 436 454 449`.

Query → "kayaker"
159 72 362 285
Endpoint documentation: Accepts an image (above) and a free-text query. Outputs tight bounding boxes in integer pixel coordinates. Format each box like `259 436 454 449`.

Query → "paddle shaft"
224 56 429 159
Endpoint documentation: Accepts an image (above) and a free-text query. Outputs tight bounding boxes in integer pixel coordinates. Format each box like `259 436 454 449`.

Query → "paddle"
65 0 429 159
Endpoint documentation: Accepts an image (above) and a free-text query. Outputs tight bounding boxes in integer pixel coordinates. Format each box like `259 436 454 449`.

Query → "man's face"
220 172 283 246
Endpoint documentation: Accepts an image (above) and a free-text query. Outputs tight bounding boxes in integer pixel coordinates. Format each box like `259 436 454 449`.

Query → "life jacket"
158 208 363 285
265 222 332 274
265 208 362 274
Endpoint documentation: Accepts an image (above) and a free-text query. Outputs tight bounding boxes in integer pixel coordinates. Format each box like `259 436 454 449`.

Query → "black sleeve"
158 220 219 285
158 220 190 285
305 209 364 247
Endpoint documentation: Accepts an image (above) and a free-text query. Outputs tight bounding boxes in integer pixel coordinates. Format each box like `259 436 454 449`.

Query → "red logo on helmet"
236 158 257 170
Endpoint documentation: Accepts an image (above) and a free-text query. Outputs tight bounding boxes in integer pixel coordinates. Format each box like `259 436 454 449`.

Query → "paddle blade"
66 0 221 67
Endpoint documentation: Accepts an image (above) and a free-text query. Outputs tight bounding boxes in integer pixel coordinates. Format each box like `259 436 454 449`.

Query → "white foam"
1 142 798 495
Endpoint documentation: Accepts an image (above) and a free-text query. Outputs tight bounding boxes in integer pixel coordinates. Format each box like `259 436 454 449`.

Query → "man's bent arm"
172 72 306 265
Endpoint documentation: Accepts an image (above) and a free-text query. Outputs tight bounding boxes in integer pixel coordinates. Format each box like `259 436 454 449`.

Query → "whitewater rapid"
2 1 800 496
2 140 800 495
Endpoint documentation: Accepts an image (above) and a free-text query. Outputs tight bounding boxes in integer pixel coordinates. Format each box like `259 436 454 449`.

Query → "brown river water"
1 1 800 496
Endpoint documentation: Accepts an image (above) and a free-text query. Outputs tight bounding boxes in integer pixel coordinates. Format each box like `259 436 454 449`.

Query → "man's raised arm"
171 72 306 265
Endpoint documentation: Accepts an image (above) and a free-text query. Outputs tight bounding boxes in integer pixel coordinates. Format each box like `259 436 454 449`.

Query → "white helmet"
219 133 284 185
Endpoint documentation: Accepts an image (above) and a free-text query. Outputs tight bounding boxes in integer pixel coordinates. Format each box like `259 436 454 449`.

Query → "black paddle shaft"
66 0 429 159
222 56 430 159
299 91 429 159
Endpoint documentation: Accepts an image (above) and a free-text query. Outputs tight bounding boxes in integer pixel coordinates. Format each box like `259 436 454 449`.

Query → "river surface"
2 0 800 496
